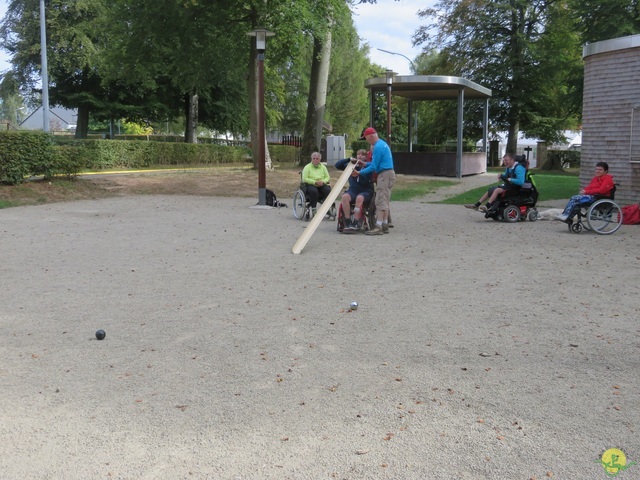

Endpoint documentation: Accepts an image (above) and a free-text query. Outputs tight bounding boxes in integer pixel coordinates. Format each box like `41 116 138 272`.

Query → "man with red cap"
355 127 395 235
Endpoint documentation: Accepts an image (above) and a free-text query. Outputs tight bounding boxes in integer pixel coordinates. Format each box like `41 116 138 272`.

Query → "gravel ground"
1 192 638 480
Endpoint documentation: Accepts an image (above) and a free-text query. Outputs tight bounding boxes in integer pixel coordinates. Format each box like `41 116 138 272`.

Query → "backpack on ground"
622 203 640 225
266 189 288 208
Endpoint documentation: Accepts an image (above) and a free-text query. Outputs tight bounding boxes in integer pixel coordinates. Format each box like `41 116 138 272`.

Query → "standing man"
301 151 331 217
356 127 395 235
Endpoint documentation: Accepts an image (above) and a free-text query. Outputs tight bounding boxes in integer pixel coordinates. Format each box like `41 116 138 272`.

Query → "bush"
51 137 251 169
541 149 581 170
0 131 55 184
1 134 252 182
268 145 300 164
51 145 86 179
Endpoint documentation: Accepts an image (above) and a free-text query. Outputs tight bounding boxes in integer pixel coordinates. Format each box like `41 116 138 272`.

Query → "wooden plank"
292 161 356 255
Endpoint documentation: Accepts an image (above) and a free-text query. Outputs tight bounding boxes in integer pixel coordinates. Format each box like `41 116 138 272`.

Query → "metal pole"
257 49 266 205
386 84 392 145
40 0 49 132
408 100 413 152
456 89 464 178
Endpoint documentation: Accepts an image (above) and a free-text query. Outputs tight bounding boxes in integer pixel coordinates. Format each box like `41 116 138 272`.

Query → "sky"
0 0 432 77
351 0 433 75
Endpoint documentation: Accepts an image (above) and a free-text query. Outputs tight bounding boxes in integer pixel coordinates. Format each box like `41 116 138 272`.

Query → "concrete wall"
583 37 640 205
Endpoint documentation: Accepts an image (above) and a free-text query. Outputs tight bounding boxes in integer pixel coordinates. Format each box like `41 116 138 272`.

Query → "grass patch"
392 179 457 201
439 171 579 205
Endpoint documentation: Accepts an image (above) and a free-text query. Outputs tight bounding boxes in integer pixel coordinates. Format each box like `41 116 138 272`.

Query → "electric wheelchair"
485 158 540 222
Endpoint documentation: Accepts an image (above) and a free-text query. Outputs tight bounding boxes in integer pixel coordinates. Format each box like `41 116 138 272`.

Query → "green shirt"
302 162 330 186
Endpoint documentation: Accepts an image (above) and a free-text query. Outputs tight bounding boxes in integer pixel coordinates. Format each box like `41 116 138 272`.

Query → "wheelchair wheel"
337 204 345 232
586 199 622 235
327 203 337 221
527 209 539 222
570 222 583 234
292 190 306 220
503 205 521 223
366 199 377 231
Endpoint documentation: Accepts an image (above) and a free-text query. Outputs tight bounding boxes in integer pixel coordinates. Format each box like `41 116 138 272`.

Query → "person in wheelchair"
464 153 525 213
335 149 374 233
301 151 332 216
555 162 614 223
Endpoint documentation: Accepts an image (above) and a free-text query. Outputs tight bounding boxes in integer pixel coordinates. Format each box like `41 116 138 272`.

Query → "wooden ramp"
292 162 355 255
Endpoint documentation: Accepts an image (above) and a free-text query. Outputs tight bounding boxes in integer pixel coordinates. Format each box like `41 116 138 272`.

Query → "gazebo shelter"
364 74 492 178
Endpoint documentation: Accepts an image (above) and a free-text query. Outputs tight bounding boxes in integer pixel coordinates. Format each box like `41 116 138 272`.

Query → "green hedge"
548 149 581 169
52 138 251 169
349 139 478 155
0 132 253 184
268 145 300 164
0 131 55 184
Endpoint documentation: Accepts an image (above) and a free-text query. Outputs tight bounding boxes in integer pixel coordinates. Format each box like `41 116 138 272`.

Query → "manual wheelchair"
292 177 336 222
566 185 622 235
336 192 377 233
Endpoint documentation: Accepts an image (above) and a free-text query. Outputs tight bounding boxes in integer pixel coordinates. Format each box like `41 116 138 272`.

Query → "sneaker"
365 225 384 235
478 205 487 213
464 204 479 210
555 213 569 222
382 224 389 234
343 220 357 233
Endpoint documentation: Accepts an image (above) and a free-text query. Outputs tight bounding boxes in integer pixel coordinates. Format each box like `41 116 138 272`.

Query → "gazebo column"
456 88 464 178
408 100 413 152
482 98 489 165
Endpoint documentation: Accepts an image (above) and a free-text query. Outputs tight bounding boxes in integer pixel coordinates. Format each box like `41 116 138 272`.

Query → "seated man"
301 151 331 216
555 162 614 222
464 153 525 213
335 149 374 233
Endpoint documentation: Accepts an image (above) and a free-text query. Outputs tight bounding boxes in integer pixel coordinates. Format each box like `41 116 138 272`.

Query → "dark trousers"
305 185 331 208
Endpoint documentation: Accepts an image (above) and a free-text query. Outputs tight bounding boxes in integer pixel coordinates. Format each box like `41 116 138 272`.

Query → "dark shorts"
488 184 519 196
344 190 373 205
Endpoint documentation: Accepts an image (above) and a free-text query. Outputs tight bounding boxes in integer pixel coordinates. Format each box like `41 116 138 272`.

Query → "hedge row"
0 132 300 185
0 131 55 184
349 139 479 155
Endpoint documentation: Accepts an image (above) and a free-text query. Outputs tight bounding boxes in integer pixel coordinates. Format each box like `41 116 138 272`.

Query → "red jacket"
584 174 614 196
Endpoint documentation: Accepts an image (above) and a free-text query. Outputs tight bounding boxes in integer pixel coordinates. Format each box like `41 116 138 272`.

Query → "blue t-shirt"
502 162 526 186
360 139 394 176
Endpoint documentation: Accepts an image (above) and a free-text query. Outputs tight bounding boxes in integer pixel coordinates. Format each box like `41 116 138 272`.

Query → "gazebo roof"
364 75 491 101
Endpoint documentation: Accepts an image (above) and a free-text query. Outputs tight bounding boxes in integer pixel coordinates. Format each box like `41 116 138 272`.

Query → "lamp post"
376 48 416 73
385 69 396 145
39 0 49 132
247 28 275 206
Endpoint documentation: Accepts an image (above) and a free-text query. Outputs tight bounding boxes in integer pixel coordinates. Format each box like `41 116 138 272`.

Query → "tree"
571 0 640 43
413 0 582 153
1 0 111 138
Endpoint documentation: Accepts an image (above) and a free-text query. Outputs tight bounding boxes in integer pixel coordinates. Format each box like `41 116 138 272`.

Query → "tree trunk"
74 105 90 139
506 119 519 155
301 26 332 162
264 136 273 171
185 91 198 143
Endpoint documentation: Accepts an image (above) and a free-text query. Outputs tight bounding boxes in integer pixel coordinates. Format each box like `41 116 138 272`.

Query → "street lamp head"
385 69 397 85
247 27 275 51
